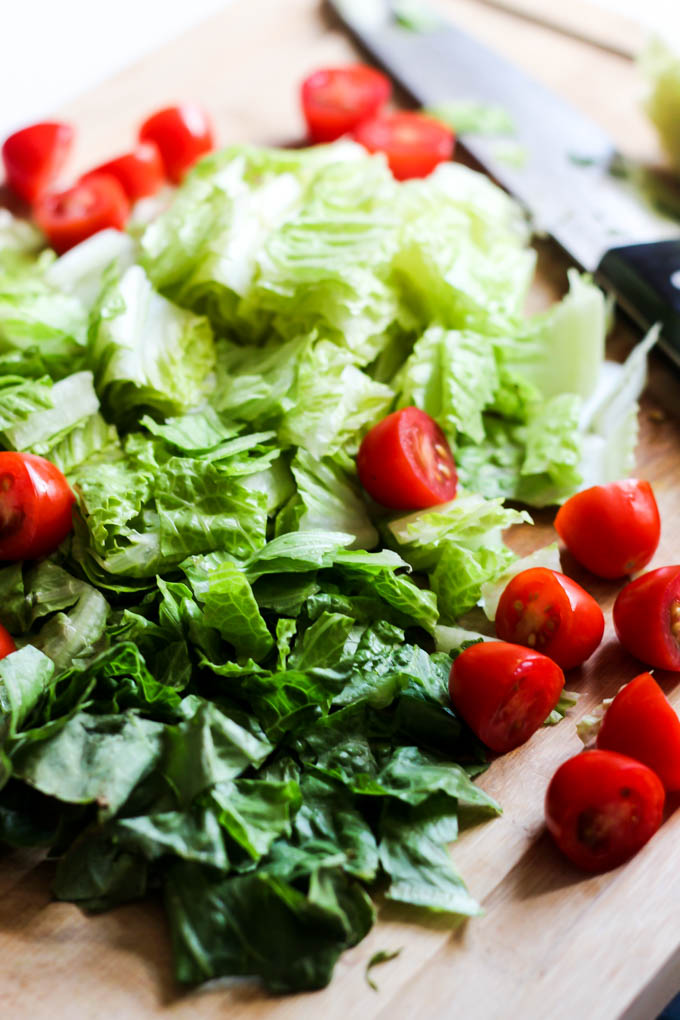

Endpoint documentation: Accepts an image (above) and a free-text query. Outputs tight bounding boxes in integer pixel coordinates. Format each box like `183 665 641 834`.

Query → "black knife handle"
597 240 680 365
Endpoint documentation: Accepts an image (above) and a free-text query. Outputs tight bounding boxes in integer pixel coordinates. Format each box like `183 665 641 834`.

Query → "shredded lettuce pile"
0 142 652 993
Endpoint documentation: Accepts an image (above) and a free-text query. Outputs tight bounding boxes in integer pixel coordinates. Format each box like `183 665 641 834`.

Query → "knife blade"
328 0 680 367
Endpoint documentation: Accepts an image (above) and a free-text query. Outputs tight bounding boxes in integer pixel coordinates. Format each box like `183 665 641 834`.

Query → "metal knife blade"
329 0 680 366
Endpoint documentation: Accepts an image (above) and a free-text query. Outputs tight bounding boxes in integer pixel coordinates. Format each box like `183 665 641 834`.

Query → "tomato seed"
671 599 680 642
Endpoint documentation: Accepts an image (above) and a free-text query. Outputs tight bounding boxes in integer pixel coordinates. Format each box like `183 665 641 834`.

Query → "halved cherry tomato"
554 479 660 579
0 452 75 561
0 623 16 660
357 406 457 510
597 672 680 791
545 750 664 872
448 641 564 754
495 567 604 670
301 65 391 143
34 173 129 255
613 565 680 671
353 111 455 180
2 121 74 203
81 141 164 201
138 104 214 183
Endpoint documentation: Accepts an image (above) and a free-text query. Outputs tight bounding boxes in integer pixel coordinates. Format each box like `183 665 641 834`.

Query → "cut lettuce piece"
502 271 607 401
0 265 89 378
291 449 378 550
91 265 216 422
45 229 136 310
387 492 530 622
641 38 680 171
393 326 498 444
2 370 99 450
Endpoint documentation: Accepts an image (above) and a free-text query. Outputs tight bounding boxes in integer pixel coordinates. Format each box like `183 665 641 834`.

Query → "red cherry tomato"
545 750 664 872
495 567 604 670
138 104 214 184
597 672 680 791
300 65 391 143
2 121 74 203
612 566 680 671
0 623 16 660
357 406 457 510
448 641 564 754
0 452 75 561
81 141 164 201
353 111 455 180
554 479 660 579
34 174 129 255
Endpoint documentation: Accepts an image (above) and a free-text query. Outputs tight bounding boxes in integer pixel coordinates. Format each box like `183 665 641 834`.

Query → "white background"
0 0 678 137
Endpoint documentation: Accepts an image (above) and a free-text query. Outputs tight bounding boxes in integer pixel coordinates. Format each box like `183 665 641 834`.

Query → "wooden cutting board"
2 2 680 1018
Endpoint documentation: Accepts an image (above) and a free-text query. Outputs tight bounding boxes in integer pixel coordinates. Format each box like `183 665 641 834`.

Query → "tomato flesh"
2 121 74 203
0 452 75 561
448 641 564 754
597 672 680 791
0 622 15 660
34 174 129 254
545 750 664 872
357 406 457 510
301 65 391 142
554 479 660 579
353 111 455 180
139 104 214 184
613 565 680 671
81 141 165 201
495 567 604 670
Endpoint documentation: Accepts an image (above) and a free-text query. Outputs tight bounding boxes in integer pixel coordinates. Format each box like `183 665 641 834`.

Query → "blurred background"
1 0 678 136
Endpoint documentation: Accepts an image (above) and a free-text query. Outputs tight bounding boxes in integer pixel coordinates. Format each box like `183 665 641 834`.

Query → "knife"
328 0 680 368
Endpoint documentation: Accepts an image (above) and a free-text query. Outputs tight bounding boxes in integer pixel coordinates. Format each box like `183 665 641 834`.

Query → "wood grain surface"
2 1 679 1017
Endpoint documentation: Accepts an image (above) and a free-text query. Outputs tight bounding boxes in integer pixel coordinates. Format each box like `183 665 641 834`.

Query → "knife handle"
598 240 680 364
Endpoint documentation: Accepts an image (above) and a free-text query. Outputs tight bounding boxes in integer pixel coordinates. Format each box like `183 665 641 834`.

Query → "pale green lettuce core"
641 37 680 171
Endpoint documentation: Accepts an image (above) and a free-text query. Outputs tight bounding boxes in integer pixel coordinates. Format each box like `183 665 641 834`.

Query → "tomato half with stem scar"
613 565 680 671
545 750 665 872
301 65 391 142
448 641 564 754
34 173 129 254
0 623 15 660
597 672 680 791
554 479 660 579
353 111 455 180
357 406 457 510
2 121 74 203
495 567 604 670
0 452 75 561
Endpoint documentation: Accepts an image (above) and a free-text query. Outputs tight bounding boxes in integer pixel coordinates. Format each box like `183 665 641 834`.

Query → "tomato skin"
81 141 164 201
495 567 604 670
138 104 214 184
34 174 129 254
554 479 660 579
2 121 74 203
301 65 391 143
545 750 664 872
0 623 16 660
353 111 455 180
597 672 680 791
0 452 75 561
612 566 680 671
448 641 564 754
357 406 457 510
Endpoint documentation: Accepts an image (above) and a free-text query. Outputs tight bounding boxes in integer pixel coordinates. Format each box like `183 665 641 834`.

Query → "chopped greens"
0 141 654 994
